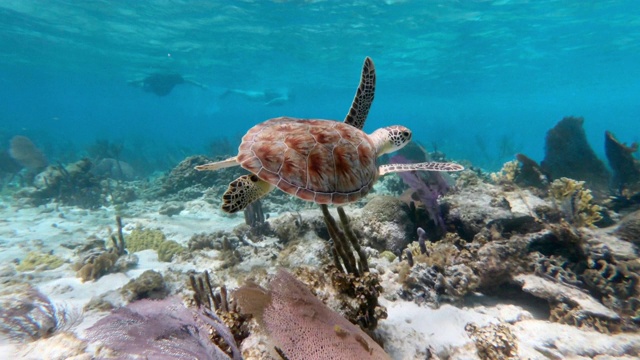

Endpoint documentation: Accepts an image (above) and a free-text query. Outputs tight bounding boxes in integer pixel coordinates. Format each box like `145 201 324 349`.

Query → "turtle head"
371 125 412 156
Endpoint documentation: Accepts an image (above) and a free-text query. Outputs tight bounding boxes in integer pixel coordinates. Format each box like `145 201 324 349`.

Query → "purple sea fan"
390 155 453 237
0 285 74 342
85 296 240 360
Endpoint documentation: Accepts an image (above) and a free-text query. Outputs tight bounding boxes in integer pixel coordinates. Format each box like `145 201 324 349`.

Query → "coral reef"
126 227 185 262
15 251 65 272
465 322 518 360
540 116 610 196
605 131 640 196
398 231 480 306
158 155 242 201
15 158 103 208
85 296 241 360
549 177 603 228
515 274 621 332
234 269 391 360
354 196 414 253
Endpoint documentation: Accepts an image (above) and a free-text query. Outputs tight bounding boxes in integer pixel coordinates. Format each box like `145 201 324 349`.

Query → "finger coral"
549 177 603 228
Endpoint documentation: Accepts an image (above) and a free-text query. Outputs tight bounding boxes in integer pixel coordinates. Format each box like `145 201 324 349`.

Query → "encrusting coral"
120 270 168 302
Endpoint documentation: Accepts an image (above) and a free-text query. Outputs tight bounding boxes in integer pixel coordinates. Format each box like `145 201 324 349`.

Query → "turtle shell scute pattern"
236 117 377 204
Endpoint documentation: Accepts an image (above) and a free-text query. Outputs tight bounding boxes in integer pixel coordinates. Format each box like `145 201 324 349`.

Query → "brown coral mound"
541 117 610 196
9 135 47 170
235 269 391 360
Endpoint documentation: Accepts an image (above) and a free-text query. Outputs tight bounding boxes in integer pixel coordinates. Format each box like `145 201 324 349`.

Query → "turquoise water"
1 0 639 172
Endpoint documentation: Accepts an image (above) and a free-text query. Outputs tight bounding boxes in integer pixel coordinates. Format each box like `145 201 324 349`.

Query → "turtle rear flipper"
344 57 376 130
379 162 464 176
222 174 275 213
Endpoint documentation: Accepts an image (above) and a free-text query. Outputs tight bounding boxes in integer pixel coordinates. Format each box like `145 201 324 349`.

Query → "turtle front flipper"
379 162 464 176
222 174 275 213
344 57 376 130
195 156 238 171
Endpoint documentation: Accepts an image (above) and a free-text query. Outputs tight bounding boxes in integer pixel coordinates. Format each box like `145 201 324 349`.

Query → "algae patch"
16 251 65 271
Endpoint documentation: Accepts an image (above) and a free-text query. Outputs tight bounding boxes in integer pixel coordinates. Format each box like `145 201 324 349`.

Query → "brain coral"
235 269 391 360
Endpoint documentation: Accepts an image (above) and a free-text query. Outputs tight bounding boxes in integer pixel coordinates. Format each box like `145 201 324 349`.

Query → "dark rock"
605 131 640 196
515 153 549 189
540 116 610 196
615 210 640 245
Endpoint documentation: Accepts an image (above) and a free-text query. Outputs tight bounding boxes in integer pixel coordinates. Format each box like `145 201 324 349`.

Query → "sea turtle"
196 57 464 213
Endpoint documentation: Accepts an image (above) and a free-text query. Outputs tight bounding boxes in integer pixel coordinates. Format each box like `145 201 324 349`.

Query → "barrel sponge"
235 269 391 360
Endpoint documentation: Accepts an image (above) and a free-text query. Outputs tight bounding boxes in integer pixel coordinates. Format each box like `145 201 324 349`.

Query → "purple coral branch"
390 155 451 234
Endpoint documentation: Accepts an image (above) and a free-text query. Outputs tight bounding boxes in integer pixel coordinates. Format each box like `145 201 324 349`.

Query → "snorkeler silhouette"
219 88 292 106
128 73 207 96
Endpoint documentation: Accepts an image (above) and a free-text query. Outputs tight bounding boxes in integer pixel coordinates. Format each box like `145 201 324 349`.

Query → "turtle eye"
402 131 410 138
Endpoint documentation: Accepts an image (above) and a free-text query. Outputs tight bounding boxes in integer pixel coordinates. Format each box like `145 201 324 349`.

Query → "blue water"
1 1 639 173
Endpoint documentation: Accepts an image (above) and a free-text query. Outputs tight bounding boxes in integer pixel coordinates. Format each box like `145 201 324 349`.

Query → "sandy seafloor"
0 190 639 359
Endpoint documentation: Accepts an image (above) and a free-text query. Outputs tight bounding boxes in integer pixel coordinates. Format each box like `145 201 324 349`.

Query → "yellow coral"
490 160 519 183
126 228 184 262
549 177 602 228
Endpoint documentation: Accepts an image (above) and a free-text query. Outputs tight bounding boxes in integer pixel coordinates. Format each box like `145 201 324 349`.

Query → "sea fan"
85 297 240 360
0 285 75 342
390 155 452 236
